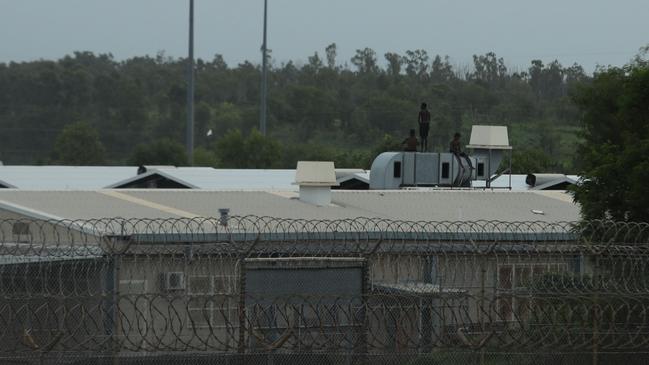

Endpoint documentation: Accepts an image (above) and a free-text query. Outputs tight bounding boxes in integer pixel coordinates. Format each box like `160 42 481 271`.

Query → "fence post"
111 252 121 365
237 258 246 356
592 256 600 365
479 259 486 365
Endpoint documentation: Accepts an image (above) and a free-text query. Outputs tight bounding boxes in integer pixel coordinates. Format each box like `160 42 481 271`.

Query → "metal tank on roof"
369 125 512 190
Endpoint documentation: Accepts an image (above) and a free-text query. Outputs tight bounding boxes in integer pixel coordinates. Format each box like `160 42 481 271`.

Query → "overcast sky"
1 0 647 72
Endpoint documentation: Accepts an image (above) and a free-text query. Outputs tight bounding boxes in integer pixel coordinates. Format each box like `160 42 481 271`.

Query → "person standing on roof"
402 129 418 152
449 132 474 169
418 102 431 152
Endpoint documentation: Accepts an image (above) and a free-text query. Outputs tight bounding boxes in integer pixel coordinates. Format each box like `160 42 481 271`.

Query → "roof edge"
104 170 199 189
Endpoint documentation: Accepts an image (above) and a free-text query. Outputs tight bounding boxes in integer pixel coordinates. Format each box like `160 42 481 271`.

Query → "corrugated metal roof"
107 167 300 190
0 166 578 192
0 166 138 190
0 189 580 223
471 174 579 190
332 190 579 222
0 191 180 220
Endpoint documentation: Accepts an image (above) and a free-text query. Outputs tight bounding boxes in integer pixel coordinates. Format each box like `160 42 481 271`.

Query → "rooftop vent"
526 173 567 187
467 125 511 150
466 125 512 187
295 161 338 206
218 208 230 226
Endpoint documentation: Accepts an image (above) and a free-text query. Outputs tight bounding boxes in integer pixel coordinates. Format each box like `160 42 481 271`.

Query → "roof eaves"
0 198 66 221
0 179 17 189
336 173 370 185
152 170 201 189
104 171 155 188
105 170 198 189
0 198 104 237
532 177 573 191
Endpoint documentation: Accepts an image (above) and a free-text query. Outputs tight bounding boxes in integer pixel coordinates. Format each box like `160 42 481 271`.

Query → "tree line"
1 45 589 171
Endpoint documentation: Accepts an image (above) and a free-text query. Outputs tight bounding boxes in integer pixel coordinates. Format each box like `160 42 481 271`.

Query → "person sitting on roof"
449 132 474 169
402 129 418 152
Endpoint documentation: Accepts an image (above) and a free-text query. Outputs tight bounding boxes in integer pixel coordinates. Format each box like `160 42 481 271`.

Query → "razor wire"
0 216 648 358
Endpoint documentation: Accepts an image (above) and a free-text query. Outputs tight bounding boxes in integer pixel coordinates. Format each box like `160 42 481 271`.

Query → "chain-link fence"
1 216 648 364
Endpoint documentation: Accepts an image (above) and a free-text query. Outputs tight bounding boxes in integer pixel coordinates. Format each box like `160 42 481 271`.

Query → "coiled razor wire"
0 216 648 358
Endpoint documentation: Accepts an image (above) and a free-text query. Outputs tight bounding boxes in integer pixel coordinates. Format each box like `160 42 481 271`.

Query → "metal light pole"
259 0 268 136
186 0 195 165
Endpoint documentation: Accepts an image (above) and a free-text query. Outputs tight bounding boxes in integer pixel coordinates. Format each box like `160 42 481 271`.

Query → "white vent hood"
295 161 338 206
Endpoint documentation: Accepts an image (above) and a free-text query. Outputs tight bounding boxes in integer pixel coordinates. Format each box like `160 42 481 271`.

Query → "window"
213 275 233 294
477 162 485 177
188 276 211 294
118 279 150 347
393 161 401 178
12 222 30 242
441 162 450 179
497 263 568 322
120 279 147 294
187 275 237 328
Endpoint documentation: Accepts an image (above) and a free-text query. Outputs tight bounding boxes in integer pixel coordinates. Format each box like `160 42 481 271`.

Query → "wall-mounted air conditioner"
160 272 185 291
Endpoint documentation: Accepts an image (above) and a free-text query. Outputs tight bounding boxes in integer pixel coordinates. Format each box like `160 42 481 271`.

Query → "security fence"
0 216 648 364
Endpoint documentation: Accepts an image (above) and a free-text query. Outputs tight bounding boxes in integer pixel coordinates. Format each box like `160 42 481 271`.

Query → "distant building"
0 171 583 356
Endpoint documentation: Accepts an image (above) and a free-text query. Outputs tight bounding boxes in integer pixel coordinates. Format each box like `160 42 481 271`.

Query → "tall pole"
186 0 195 165
259 0 268 136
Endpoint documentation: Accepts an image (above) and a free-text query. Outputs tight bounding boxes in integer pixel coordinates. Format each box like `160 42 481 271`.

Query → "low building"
0 184 588 358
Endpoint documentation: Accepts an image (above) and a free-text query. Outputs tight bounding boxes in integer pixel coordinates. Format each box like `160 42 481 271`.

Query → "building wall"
0 259 110 353
116 254 239 352
0 208 102 248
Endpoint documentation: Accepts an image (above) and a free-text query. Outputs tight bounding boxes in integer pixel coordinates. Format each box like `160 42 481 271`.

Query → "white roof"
107 167 300 190
472 174 579 190
0 166 138 190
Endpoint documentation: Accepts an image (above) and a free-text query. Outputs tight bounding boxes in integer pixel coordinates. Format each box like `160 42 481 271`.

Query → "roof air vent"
218 208 230 226
295 161 338 206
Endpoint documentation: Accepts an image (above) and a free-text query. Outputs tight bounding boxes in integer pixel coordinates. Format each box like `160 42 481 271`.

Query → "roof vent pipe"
295 161 338 206
218 208 230 226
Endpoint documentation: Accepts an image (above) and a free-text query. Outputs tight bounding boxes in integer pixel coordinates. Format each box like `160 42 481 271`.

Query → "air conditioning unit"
160 272 185 291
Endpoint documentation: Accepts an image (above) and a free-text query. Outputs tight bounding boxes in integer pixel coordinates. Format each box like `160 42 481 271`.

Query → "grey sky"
1 0 647 72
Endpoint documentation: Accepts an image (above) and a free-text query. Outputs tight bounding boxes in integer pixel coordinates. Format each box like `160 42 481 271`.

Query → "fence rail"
0 216 648 364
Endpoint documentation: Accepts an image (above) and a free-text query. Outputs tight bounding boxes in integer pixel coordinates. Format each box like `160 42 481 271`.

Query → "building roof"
0 166 302 191
0 166 138 190
0 165 576 192
472 174 579 190
0 189 580 223
106 167 302 190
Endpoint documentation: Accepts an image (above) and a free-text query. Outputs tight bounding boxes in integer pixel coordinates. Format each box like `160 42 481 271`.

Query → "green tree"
404 49 429 78
245 129 282 168
129 138 188 166
384 52 404 76
51 121 106 165
507 148 554 174
325 43 337 69
193 146 219 167
571 64 649 222
216 129 282 168
351 48 379 74
368 134 403 165
0 47 591 169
